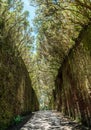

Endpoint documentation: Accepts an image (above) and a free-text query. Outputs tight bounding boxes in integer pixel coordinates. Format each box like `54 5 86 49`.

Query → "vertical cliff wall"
54 25 91 126
0 40 39 129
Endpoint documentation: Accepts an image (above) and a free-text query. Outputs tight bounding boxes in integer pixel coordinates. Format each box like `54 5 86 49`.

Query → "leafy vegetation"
0 0 91 128
13 115 23 124
29 0 91 109
0 0 39 129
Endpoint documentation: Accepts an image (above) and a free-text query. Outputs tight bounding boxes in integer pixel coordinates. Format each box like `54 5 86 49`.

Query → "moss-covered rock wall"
0 40 39 129
54 25 91 126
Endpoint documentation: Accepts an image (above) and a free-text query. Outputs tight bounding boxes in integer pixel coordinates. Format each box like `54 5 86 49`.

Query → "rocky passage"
20 111 88 130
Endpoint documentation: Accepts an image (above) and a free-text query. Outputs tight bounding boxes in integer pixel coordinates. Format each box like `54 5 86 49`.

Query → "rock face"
54 25 91 126
0 41 39 129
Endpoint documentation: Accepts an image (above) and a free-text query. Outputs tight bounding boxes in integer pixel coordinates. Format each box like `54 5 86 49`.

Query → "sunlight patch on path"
20 110 87 130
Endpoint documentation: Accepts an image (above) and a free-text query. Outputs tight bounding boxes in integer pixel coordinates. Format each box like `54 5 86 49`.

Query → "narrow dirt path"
20 111 88 130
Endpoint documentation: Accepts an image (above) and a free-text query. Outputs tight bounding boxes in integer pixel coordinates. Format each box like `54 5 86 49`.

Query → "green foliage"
13 115 23 124
0 0 91 127
29 0 91 110
54 26 91 126
0 0 39 129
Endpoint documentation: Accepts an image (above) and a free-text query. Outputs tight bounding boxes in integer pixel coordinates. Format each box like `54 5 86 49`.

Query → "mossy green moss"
54 25 91 127
0 42 39 130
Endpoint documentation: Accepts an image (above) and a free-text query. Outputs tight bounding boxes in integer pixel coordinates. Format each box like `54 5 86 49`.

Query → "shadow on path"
6 113 34 130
